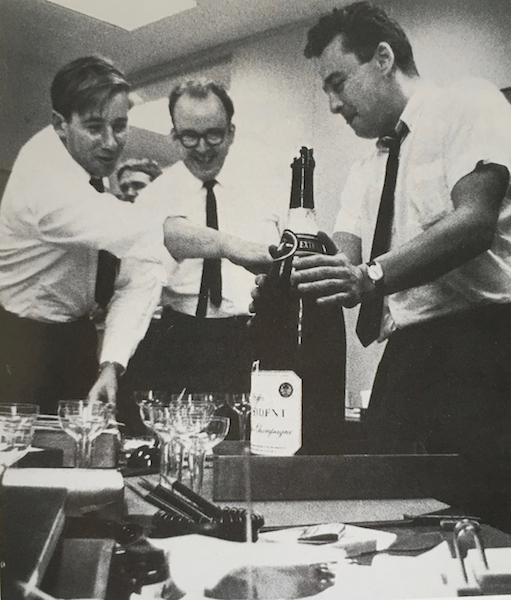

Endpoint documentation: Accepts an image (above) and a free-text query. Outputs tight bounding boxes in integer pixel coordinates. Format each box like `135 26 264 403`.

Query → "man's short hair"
304 1 418 77
168 78 234 124
116 158 163 183
51 56 131 120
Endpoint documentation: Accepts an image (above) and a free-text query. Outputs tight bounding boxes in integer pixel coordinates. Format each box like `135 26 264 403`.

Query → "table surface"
124 467 451 527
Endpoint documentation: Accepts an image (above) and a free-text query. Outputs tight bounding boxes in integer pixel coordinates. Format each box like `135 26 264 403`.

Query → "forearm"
378 206 494 295
164 217 227 260
100 259 164 367
164 216 273 274
375 164 507 295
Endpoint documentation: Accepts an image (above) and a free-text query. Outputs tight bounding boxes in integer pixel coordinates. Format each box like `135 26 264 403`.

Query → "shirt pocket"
405 160 452 230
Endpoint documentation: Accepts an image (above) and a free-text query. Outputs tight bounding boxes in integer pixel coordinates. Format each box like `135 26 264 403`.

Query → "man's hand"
291 254 372 308
87 362 122 404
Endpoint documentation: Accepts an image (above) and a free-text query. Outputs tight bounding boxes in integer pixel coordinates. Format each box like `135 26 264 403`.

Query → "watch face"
367 262 384 282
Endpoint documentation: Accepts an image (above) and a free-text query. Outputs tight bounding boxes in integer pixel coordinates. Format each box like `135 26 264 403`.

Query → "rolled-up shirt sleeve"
99 256 173 368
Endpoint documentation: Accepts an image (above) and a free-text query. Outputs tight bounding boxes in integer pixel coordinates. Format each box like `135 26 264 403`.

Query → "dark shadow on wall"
0 169 10 204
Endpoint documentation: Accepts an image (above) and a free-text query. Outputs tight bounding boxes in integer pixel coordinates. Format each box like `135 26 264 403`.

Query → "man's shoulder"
14 126 58 166
433 77 509 115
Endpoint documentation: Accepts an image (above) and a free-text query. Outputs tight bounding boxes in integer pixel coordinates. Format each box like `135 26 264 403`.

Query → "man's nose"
328 93 344 114
101 127 117 149
195 136 209 152
126 188 137 202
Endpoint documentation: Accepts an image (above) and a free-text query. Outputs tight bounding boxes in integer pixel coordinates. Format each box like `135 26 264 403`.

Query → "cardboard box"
212 442 471 503
33 429 118 468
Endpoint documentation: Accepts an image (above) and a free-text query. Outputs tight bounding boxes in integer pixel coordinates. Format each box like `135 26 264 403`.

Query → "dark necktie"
196 180 222 318
356 122 409 347
89 177 119 310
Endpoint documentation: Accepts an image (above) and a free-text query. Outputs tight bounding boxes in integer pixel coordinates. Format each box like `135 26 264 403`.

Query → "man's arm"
88 258 166 404
164 216 273 274
291 163 509 307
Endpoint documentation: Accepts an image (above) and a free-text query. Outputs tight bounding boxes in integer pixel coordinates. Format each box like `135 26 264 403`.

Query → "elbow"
467 216 498 256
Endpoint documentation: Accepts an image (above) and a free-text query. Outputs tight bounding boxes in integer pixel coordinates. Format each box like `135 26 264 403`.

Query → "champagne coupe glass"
188 416 230 494
0 404 40 473
57 400 109 468
169 396 215 487
135 390 169 434
226 393 251 442
150 404 184 484
0 420 17 482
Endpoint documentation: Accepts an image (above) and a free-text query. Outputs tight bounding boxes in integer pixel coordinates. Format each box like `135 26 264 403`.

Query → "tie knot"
377 121 409 151
89 177 105 193
203 180 217 192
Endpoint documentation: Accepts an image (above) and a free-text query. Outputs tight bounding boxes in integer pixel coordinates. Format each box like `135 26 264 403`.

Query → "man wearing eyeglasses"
115 78 283 433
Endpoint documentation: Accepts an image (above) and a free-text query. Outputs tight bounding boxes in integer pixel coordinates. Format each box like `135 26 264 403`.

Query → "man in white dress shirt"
0 56 170 413
279 2 511 527
117 79 281 434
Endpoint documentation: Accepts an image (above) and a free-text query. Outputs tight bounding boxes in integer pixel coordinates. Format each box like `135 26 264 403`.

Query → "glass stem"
239 412 250 442
160 440 184 486
190 450 206 494
159 441 170 483
75 435 93 468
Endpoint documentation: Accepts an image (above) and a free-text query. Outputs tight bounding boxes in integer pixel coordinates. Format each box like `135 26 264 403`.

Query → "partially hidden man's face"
53 91 130 178
118 170 152 202
318 34 395 139
171 93 235 182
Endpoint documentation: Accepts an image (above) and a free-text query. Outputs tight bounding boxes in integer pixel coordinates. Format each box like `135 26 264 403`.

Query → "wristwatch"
365 260 385 292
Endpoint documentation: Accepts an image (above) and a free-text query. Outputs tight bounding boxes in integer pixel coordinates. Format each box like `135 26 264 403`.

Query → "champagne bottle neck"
289 147 315 210
286 207 318 236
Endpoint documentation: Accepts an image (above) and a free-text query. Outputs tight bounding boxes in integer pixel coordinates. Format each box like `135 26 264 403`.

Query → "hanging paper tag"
250 370 302 456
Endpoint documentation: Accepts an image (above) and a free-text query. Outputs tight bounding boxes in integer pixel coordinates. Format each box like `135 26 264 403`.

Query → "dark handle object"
151 508 265 542
170 478 224 520
142 480 216 522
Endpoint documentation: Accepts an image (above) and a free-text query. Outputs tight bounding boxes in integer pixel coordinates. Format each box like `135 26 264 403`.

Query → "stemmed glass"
136 389 183 482
226 393 251 442
188 416 230 494
0 404 40 477
166 395 216 487
57 400 110 468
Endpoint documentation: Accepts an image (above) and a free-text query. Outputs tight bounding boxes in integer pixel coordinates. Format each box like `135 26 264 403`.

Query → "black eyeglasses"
174 128 227 149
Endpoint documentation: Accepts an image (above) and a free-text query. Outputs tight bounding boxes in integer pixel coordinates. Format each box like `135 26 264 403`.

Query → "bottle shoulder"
286 207 318 235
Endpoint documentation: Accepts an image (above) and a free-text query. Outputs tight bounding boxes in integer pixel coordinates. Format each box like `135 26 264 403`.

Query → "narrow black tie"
356 122 409 347
90 177 119 310
196 180 222 318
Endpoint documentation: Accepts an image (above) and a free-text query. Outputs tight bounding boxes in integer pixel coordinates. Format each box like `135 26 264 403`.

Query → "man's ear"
228 122 236 141
374 42 395 75
52 110 68 140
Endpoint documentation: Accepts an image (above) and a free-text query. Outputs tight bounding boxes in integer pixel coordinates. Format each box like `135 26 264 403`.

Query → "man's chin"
187 162 221 182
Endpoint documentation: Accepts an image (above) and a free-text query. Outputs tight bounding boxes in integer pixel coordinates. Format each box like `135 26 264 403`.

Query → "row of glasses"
136 392 231 494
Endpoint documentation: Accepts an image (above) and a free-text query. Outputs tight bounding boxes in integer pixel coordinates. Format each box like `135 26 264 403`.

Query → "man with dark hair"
116 77 280 434
0 56 171 413
262 2 511 524
116 158 163 203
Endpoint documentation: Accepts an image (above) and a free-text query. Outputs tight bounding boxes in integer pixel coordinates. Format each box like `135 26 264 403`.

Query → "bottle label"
250 370 302 456
294 233 326 255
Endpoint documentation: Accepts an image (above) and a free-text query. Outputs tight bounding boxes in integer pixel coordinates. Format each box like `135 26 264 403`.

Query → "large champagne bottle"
251 147 346 455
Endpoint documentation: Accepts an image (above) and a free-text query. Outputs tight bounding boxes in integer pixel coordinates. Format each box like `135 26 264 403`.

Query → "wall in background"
2 0 511 399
